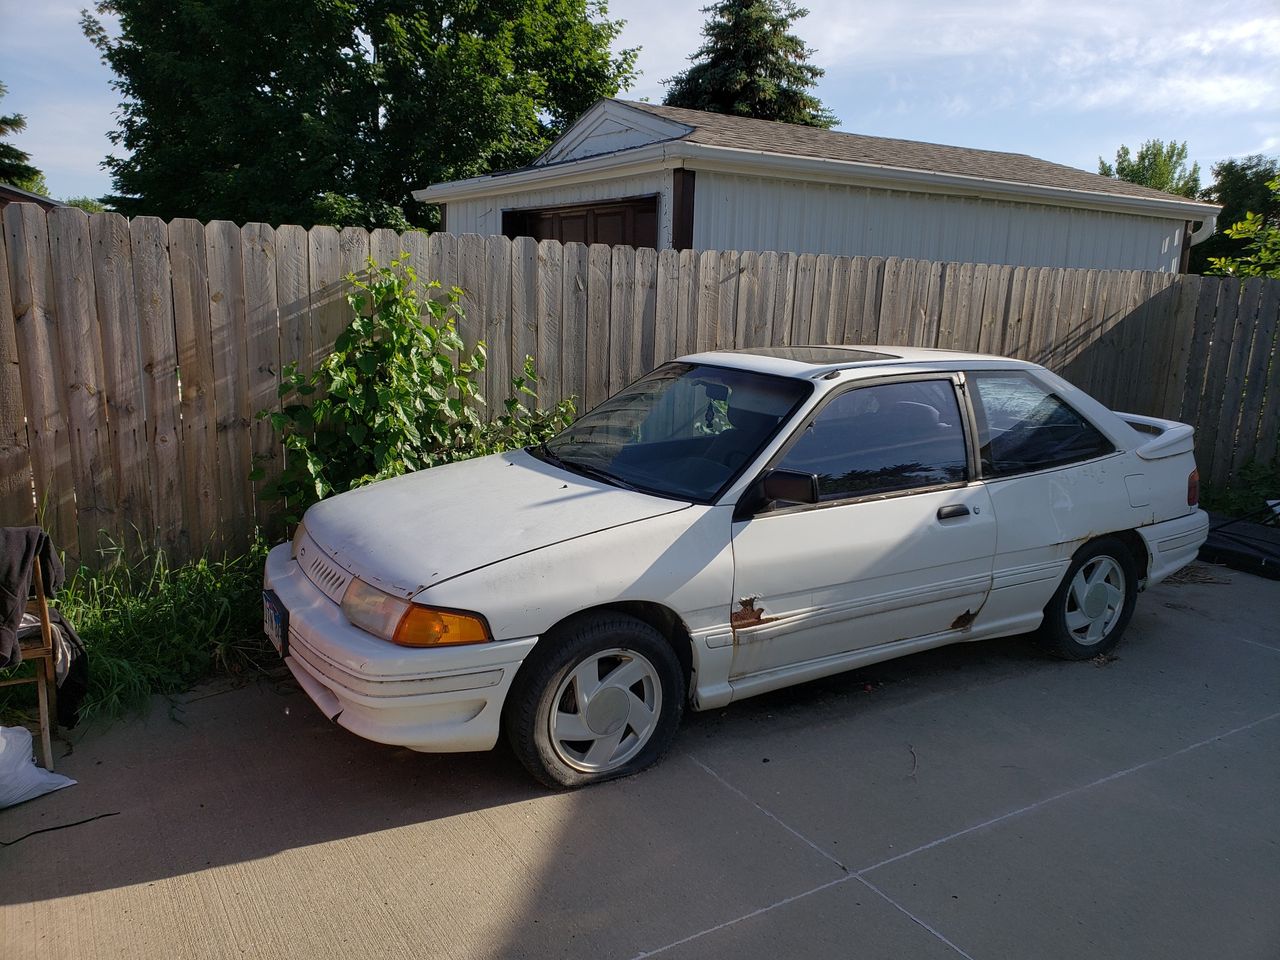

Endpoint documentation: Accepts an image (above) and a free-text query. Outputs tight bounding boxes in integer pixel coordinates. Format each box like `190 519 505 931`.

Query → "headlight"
340 578 491 647
290 521 306 560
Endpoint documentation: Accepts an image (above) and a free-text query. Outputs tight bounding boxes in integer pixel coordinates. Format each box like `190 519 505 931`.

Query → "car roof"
678 345 1038 379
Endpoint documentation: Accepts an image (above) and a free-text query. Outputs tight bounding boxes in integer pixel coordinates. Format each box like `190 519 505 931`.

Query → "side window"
777 379 968 501
970 372 1114 477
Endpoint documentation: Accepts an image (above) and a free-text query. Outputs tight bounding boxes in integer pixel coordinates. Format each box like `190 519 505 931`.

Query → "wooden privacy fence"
2 202 1279 567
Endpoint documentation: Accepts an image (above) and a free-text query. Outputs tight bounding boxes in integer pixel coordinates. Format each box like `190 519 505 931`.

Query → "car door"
728 375 997 680
963 370 1132 632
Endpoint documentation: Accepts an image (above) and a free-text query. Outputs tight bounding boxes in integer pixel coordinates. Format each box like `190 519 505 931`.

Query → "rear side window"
777 379 968 501
970 373 1114 477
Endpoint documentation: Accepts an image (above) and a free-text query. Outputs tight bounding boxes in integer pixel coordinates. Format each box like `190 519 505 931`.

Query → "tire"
1038 536 1139 660
504 613 686 788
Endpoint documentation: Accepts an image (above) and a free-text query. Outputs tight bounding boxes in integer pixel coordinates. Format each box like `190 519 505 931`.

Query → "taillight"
1187 468 1199 506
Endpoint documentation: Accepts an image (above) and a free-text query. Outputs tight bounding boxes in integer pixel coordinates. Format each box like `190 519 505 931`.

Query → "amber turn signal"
393 606 491 647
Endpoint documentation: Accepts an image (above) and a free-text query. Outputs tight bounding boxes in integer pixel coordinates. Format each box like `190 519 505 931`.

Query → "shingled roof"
618 100 1206 208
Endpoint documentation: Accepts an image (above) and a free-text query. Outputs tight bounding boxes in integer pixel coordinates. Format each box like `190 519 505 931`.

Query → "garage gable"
536 100 692 166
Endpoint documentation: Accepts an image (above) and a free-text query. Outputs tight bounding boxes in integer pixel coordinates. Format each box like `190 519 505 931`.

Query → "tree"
82 0 636 228
1098 139 1200 199
1189 155 1280 273
63 196 108 213
0 81 45 190
1206 177 1280 280
663 0 835 128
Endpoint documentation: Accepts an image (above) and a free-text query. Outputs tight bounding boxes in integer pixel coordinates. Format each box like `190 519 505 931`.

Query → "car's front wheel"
1038 536 1139 660
504 613 685 788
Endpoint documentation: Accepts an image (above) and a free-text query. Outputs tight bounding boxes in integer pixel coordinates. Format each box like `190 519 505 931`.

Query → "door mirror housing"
736 469 820 520
760 469 819 507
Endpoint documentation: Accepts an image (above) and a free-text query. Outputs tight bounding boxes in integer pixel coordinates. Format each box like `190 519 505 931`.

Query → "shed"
415 100 1220 273
0 183 62 212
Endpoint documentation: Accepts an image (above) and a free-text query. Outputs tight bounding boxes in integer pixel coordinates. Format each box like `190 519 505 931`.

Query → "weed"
1202 459 1280 517
1 540 271 724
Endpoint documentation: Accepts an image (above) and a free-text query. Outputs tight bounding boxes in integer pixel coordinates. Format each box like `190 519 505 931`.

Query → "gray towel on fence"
0 528 65 669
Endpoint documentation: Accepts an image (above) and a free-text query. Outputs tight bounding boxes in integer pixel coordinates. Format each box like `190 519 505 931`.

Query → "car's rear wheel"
1038 536 1139 660
504 613 685 788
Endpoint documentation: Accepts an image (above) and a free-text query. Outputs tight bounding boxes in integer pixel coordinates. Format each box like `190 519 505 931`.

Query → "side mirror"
761 469 819 505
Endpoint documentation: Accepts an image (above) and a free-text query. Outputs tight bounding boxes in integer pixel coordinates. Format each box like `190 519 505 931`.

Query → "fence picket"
822 255 850 344
976 265 1011 356
747 251 775 347
275 224 311 378
586 243 611 409
6 205 77 553
207 221 252 554
632 246 658 378
696 249 719 354
47 208 115 561
89 213 151 558
456 234 486 373
169 219 218 555
1214 279 1266 484
1254 279 1280 467
790 253 817 345
536 239 564 404
129 217 185 555
609 245 636 394
511 236 538 395
675 249 698 355
716 251 738 351
242 222 282 538
1196 279 1242 487
0 222 34 526
484 235 512 404
561 243 589 404
307 226 346 375
369 227 401 268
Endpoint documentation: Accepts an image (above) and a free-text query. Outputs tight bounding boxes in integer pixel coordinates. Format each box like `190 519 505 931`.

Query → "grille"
298 534 352 604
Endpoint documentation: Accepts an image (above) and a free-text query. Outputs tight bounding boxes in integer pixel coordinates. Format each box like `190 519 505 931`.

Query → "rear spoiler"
1116 413 1195 460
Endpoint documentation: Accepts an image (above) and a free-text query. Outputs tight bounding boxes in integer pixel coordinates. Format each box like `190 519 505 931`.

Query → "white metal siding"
446 172 673 248
692 172 1186 272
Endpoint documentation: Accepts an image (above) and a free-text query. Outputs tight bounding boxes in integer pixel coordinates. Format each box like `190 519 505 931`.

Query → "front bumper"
1138 508 1211 586
264 543 538 752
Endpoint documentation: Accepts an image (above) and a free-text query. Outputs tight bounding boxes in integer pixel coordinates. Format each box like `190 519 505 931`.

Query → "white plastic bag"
0 725 75 808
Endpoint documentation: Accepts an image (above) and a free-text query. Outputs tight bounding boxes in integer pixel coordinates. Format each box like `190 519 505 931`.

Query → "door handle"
937 504 971 521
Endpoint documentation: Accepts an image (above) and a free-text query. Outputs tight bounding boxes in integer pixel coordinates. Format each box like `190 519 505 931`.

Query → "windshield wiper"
535 443 640 492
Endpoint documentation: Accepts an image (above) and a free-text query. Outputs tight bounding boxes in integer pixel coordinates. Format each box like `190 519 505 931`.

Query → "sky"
2 0 1277 202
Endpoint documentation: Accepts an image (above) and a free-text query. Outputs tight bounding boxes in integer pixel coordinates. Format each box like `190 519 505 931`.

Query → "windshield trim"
531 362 814 506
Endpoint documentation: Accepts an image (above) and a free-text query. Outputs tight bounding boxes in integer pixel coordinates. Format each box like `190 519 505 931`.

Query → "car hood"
301 449 691 597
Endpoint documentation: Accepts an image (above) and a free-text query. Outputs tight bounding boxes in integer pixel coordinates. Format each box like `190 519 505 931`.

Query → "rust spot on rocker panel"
731 596 780 630
950 609 977 631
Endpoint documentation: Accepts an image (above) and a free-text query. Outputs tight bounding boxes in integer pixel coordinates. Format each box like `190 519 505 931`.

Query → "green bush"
262 256 574 520
1207 176 1280 279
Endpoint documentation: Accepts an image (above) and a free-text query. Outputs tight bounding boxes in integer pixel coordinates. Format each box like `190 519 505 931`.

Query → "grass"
1 539 275 725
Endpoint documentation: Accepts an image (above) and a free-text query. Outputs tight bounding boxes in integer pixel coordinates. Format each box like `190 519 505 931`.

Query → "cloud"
612 0 1279 115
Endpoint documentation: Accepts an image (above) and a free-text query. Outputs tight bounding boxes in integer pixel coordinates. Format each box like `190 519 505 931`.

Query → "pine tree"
663 0 836 129
0 82 45 190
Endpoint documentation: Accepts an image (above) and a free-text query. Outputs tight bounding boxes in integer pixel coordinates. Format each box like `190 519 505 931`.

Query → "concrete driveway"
3 566 1277 960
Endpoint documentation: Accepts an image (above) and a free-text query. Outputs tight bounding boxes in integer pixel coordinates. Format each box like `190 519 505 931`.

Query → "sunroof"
729 345 896 364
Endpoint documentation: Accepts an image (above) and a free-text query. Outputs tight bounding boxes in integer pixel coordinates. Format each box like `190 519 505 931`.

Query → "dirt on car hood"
301 448 690 598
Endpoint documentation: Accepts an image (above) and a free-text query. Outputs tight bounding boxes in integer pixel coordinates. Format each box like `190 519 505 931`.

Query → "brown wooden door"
503 196 658 248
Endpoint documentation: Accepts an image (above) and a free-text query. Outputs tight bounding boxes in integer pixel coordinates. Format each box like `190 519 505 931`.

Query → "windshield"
537 363 811 502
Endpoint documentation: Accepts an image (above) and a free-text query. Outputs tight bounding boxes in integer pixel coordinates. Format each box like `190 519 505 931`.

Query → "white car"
263 346 1209 787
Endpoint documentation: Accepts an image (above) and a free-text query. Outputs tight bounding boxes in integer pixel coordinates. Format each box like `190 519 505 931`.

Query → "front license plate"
263 589 288 657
